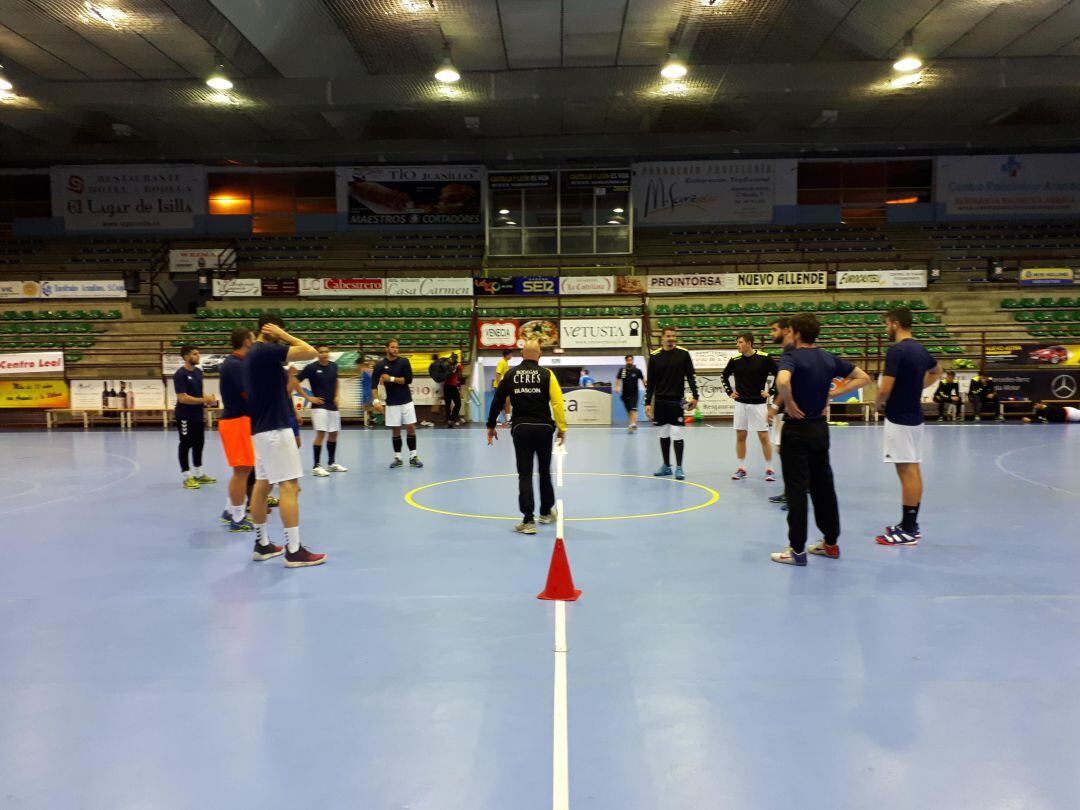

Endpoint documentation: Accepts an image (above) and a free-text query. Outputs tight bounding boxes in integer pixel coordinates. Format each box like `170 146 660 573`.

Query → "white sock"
193 467 203 478
409 449 418 459
254 522 269 547
394 452 402 460
182 470 191 481
284 526 300 554
231 503 245 522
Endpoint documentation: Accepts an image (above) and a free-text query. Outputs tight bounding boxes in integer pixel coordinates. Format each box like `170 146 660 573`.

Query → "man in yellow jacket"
487 340 567 535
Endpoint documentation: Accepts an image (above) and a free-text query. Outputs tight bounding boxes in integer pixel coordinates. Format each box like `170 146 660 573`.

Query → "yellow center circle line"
403 472 720 522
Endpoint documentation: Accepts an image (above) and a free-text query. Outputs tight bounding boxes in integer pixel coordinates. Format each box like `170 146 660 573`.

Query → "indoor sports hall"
1 2 1078 809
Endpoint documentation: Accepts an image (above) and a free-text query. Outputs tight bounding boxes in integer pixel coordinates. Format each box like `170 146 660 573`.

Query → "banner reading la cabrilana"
935 154 1080 218
632 160 776 225
50 164 204 232
340 165 483 227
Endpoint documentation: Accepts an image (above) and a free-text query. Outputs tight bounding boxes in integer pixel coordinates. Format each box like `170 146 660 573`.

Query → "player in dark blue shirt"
874 307 943 547
243 313 326 569
372 338 423 468
173 345 218 490
615 355 645 432
298 345 346 476
772 314 870 566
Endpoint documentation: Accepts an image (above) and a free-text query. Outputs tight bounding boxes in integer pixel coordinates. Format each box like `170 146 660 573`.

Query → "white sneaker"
327 463 348 473
628 424 637 432
312 465 330 477
538 508 557 525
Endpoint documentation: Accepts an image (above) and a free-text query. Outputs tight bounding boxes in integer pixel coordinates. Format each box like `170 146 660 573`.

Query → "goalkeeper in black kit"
645 326 698 481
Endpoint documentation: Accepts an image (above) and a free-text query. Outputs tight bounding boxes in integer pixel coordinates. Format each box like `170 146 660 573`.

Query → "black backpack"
429 357 454 383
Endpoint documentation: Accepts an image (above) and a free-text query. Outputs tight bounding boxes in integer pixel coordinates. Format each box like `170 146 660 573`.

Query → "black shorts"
621 392 638 412
651 398 684 427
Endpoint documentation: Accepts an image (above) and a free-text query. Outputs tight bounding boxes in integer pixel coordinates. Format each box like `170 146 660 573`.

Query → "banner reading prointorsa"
340 166 484 227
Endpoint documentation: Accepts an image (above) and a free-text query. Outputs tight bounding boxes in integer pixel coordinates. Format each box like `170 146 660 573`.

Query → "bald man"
487 340 567 535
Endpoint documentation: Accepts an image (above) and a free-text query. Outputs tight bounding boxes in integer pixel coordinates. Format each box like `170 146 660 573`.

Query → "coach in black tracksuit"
645 327 699 478
487 340 567 533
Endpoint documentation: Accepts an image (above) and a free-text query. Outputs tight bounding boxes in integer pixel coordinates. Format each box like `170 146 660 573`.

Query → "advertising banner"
473 277 517 296
514 276 559 296
689 349 736 370
51 164 203 232
478 320 518 349
735 270 828 291
615 276 646 294
262 278 300 297
559 318 642 349
341 165 483 227
633 160 775 225
38 280 127 299
559 276 615 295
695 373 736 417
0 379 70 409
70 379 165 410
836 269 928 290
0 280 41 300
563 387 612 425
170 248 231 273
647 273 734 294
646 271 826 293
488 172 555 190
0 351 64 375
985 342 1080 367
299 278 385 297
1019 268 1075 287
561 169 631 193
988 370 1080 401
385 277 473 296
936 154 1080 217
165 378 220 409
212 278 262 298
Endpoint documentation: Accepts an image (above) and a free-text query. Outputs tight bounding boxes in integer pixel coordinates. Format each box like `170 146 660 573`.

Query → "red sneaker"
252 541 285 561
807 540 840 559
285 545 327 568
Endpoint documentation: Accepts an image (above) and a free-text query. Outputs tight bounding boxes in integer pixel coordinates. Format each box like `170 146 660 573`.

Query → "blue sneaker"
731 468 747 480
768 493 786 504
228 517 254 532
219 509 232 524
770 547 807 566
674 466 685 480
654 464 673 477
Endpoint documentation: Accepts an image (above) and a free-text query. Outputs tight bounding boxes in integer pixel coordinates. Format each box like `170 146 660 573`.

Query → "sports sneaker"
284 545 327 568
219 509 232 524
876 525 921 546
731 468 747 480
764 469 776 482
674 466 686 480
328 463 348 473
768 493 787 504
628 424 637 432
194 474 217 484
228 517 254 533
514 522 537 535
770 547 807 566
183 477 200 490
252 540 285 561
266 495 279 508
389 458 403 469
312 465 330 477
538 508 557 525
654 464 673 477
409 456 424 468
807 540 840 559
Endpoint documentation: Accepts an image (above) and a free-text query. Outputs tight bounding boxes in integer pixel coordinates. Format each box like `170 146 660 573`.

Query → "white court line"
0 449 142 517
994 443 1080 498
553 599 569 810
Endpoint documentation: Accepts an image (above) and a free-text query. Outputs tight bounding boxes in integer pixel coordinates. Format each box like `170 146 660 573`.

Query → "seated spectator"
933 370 962 421
968 375 1003 421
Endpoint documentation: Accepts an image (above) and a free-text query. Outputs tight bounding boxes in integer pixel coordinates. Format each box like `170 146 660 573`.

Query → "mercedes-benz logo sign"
1051 374 1078 399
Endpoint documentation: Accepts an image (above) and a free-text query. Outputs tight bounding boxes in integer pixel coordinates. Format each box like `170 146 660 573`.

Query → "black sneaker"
768 493 787 504
389 458 403 469
410 456 424 468
252 540 285 561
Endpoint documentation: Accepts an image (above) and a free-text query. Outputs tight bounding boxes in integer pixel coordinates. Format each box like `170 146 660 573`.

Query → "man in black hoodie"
645 327 698 481
723 332 779 482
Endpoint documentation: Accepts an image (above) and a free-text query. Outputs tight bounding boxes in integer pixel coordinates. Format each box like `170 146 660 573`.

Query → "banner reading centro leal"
50 164 205 232
340 165 483 227
0 351 65 375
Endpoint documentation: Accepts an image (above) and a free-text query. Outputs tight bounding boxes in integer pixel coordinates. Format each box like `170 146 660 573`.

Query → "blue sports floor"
0 422 1077 809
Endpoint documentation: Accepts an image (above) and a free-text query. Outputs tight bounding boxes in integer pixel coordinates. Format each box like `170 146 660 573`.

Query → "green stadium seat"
909 300 927 311
799 301 816 312
780 302 796 313
725 303 742 313
690 304 706 315
863 313 880 325
676 317 692 328
706 303 723 314
1019 297 1037 309
744 303 761 314
1001 298 1019 309
1038 297 1055 308
732 315 749 327
695 317 710 328
837 301 852 311
406 307 422 318
1015 311 1034 323
816 301 834 312
1056 297 1076 308
871 299 889 311
854 300 871 311
1035 311 1052 323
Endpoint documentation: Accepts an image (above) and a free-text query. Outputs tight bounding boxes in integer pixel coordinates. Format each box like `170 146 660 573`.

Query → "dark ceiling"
3 0 1080 165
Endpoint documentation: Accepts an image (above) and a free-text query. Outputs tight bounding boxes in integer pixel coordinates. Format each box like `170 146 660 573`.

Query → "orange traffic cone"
537 537 582 601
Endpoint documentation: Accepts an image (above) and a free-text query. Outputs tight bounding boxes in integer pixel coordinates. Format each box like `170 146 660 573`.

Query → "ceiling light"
498 208 510 215
893 30 921 72
434 44 460 83
505 220 517 226
607 219 621 225
660 56 687 80
84 1 127 27
0 77 12 92
890 71 923 88
208 92 236 104
207 74 233 90
612 207 624 213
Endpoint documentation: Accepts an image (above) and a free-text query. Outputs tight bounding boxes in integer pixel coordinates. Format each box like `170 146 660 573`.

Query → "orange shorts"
219 415 255 468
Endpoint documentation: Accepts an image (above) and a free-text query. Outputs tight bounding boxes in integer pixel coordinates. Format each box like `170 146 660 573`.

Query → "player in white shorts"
297 344 347 477
722 332 779 482
243 313 326 568
874 308 942 547
372 338 423 469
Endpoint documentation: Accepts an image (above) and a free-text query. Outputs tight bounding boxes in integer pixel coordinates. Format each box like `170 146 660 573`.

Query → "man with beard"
645 327 698 480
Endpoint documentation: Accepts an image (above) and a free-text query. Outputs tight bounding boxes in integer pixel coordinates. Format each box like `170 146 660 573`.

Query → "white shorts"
311 409 341 433
253 428 304 484
733 401 769 433
385 402 417 428
883 419 924 464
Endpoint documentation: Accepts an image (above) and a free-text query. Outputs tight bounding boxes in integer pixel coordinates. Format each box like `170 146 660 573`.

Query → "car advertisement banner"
633 160 776 225
987 370 1080 401
985 343 1080 367
340 165 483 227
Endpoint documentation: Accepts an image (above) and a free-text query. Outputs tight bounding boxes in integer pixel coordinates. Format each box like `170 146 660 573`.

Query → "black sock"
674 439 685 466
327 441 336 465
901 503 920 532
406 434 417 452
660 437 671 466
313 444 322 467
392 435 403 454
